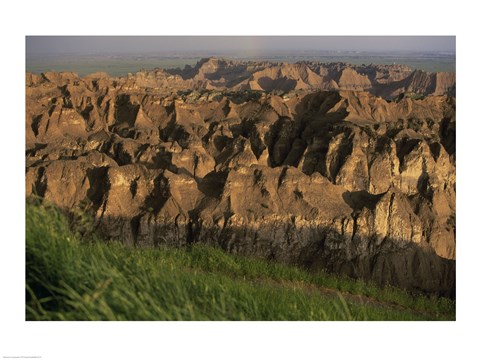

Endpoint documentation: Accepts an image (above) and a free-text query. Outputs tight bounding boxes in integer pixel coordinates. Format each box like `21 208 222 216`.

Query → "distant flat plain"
26 51 455 77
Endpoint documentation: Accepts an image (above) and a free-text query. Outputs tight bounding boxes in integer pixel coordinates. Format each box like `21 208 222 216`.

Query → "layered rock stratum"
25 58 456 296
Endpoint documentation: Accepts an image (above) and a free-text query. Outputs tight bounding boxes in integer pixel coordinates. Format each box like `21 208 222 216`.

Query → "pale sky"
26 36 455 55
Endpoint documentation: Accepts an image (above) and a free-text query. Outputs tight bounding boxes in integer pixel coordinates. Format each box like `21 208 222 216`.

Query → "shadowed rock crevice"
342 190 385 211
143 173 170 213
86 166 110 211
440 117 456 157
31 115 43 137
257 77 297 92
33 166 47 197
198 170 228 198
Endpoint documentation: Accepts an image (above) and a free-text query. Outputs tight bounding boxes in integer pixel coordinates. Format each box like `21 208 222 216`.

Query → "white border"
2 1 478 359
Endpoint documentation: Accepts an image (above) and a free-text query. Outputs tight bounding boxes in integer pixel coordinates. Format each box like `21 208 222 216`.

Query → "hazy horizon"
26 36 456 76
26 36 455 56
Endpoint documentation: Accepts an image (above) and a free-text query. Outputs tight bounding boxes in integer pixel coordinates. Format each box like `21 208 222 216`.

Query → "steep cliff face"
25 60 456 295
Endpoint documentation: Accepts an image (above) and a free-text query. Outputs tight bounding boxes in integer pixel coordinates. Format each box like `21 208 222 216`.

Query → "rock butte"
26 58 456 296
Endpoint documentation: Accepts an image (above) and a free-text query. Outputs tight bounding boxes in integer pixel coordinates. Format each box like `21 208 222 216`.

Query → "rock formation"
25 58 456 296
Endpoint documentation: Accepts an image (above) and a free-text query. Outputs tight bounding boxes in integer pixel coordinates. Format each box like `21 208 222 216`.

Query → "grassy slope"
26 202 455 321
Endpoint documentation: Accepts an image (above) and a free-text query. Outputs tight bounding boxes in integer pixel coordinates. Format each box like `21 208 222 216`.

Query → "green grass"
26 201 455 321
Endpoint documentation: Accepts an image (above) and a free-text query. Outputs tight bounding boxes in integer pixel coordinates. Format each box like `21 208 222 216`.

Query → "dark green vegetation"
26 201 455 320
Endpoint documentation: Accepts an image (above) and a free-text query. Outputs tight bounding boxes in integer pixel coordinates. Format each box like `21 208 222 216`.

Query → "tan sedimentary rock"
25 59 456 295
